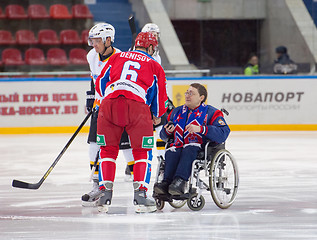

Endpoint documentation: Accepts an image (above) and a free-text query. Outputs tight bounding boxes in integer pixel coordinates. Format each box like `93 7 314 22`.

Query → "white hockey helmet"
141 23 160 38
88 22 115 46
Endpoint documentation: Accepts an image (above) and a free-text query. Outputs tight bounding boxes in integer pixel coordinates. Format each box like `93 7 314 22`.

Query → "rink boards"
0 75 316 133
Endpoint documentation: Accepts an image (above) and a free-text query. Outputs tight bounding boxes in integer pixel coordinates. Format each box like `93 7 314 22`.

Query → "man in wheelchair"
154 83 230 196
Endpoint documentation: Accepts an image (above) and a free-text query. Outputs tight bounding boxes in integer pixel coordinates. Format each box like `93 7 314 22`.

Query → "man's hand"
164 121 175 134
185 124 201 134
153 116 161 125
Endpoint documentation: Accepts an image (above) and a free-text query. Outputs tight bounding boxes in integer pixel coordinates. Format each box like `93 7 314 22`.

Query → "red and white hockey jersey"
95 50 168 118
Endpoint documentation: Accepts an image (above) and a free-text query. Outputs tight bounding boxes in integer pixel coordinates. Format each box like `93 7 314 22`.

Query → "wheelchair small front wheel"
187 194 205 211
155 198 165 210
209 149 239 209
169 199 186 209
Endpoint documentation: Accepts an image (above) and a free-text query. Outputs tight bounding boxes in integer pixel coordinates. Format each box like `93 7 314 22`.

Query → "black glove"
86 90 95 112
166 97 175 115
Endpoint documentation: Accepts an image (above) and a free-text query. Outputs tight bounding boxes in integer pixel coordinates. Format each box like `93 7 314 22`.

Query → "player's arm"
95 62 112 100
160 110 175 142
154 66 168 118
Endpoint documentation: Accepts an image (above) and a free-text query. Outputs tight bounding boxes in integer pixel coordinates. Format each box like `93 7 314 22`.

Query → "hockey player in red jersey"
95 32 168 213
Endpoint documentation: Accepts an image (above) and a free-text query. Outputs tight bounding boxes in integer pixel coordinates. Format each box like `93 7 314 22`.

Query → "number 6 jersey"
95 50 168 118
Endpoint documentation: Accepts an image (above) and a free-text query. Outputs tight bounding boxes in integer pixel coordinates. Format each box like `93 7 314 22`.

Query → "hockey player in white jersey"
141 23 161 65
82 22 134 206
141 23 172 160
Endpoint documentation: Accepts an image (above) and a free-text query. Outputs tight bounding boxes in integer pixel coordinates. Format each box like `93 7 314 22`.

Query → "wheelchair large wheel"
209 149 239 209
169 199 186 209
187 194 205 211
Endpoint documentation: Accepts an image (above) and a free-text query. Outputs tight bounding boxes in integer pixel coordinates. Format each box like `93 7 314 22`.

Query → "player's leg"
131 148 156 213
126 99 156 213
96 98 125 212
82 110 103 206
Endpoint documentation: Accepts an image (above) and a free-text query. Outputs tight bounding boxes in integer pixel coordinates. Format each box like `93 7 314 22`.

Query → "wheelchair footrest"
152 192 173 202
153 192 191 201
172 193 190 200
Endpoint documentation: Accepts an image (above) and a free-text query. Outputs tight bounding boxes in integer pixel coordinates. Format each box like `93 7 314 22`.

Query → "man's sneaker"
97 189 113 213
153 181 169 195
134 189 157 213
168 177 186 196
81 179 103 207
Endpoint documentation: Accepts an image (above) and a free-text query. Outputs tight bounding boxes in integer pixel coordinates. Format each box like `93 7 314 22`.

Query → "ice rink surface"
1 131 317 240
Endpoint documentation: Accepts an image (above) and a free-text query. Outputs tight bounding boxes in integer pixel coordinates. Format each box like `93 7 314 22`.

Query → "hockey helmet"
141 23 160 38
135 32 158 49
88 22 115 46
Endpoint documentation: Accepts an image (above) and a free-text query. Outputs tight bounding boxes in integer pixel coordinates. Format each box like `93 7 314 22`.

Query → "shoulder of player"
153 54 162 65
108 48 122 61
110 48 121 59
87 48 97 63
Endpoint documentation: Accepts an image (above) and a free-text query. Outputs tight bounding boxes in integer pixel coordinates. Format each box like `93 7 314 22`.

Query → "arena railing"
0 69 210 77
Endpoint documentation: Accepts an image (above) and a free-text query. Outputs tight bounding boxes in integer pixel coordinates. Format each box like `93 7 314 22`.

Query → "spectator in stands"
273 46 297 74
244 53 259 75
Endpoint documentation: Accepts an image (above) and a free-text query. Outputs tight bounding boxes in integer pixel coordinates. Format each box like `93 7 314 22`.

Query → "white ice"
1 131 317 239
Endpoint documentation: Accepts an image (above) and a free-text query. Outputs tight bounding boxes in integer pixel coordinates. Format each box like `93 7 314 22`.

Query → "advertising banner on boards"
1 76 316 133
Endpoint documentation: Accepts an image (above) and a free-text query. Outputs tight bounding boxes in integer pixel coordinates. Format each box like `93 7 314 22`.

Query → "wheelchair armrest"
196 141 226 160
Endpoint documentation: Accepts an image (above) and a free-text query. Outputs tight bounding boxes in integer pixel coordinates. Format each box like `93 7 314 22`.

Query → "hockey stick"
89 150 99 182
128 14 138 50
12 109 94 190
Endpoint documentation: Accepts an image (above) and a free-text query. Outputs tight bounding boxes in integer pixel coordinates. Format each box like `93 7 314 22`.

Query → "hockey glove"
86 90 95 112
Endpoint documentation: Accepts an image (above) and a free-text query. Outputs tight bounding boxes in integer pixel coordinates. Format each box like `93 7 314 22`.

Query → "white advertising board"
167 76 317 126
0 78 88 132
1 75 316 133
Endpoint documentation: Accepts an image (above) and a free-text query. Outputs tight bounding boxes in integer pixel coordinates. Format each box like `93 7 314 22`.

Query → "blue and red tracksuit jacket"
160 103 230 148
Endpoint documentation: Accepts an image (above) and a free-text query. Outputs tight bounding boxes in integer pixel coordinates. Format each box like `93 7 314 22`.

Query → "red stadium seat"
69 48 87 65
49 4 72 19
47 48 69 65
15 30 38 45
28 4 49 19
60 29 82 45
5 4 28 19
38 29 60 45
81 30 89 45
25 48 47 65
0 7 6 19
72 4 93 19
0 30 16 45
2 48 25 66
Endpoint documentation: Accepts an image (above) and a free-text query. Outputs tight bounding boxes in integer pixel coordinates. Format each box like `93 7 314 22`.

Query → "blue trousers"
163 145 200 183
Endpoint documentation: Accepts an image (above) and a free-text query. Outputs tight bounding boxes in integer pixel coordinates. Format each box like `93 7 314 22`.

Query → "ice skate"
97 183 113 213
81 179 103 207
134 189 157 213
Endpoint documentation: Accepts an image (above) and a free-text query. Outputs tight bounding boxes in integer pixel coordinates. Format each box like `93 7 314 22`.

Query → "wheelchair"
152 141 239 211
